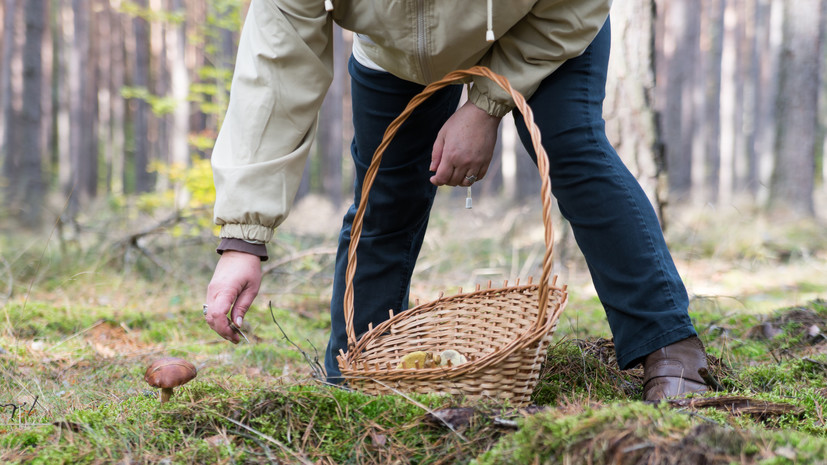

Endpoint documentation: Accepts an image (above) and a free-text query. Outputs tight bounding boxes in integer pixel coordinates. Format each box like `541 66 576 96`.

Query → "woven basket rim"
339 281 568 379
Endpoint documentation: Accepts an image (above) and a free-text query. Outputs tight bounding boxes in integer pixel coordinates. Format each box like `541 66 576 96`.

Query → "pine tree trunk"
18 0 46 227
656 0 701 203
753 0 783 204
699 0 725 205
770 0 822 216
68 0 97 210
2 0 23 205
606 0 665 219
132 0 152 193
0 0 18 159
168 0 190 208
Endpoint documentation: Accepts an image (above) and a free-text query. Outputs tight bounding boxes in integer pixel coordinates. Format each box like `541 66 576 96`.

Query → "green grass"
2 201 827 463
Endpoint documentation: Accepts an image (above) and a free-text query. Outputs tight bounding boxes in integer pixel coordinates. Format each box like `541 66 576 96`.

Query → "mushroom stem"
160 387 173 403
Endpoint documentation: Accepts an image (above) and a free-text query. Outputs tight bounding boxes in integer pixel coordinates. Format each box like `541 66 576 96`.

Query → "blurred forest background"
0 0 825 231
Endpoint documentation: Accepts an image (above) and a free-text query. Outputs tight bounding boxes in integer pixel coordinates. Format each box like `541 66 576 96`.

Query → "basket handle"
343 66 555 348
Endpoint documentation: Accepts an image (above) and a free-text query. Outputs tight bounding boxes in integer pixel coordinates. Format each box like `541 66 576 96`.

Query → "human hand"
429 101 502 187
204 250 262 344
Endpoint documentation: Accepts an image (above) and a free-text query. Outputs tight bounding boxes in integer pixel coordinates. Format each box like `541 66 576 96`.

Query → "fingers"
430 160 486 187
429 102 499 187
430 136 484 186
429 132 445 173
205 291 240 344
204 251 262 344
230 284 258 328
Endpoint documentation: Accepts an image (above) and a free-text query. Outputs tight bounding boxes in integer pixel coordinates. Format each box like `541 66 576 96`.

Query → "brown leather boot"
643 336 709 401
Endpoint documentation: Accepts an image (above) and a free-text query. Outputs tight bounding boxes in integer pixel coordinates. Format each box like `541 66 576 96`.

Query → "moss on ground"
473 402 827 465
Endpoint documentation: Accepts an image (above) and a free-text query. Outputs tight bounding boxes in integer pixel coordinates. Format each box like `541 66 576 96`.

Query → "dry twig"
268 301 326 382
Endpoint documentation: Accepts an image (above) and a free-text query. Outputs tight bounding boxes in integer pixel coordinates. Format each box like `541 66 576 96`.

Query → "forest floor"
1 195 827 464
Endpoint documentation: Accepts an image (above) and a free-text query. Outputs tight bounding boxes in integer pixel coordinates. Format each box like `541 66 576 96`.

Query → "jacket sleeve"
468 0 611 117
211 0 333 243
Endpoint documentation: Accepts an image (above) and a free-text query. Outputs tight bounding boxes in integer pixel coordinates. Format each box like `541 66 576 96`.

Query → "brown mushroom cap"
144 357 197 389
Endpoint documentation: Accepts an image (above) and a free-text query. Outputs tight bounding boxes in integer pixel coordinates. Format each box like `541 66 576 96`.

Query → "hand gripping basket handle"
342 66 556 348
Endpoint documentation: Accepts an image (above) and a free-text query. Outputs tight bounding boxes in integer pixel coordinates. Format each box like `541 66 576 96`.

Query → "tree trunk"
68 0 98 212
150 0 168 189
605 0 665 219
2 0 23 207
696 0 725 205
132 0 152 193
718 0 740 205
168 0 190 208
769 0 822 216
57 0 71 204
98 0 113 195
110 4 126 196
753 0 783 203
18 0 46 227
656 0 702 203
0 0 18 160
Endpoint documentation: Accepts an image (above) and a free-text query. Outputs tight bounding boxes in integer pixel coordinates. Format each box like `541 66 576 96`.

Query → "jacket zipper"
415 0 432 82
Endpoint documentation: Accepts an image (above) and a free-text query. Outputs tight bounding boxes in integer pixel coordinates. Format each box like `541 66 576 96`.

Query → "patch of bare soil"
83 320 156 358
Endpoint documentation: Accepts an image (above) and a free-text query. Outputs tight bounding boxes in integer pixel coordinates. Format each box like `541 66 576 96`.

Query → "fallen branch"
667 395 804 419
112 207 211 274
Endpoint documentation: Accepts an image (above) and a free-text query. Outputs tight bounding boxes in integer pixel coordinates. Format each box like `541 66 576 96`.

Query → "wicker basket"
336 66 568 406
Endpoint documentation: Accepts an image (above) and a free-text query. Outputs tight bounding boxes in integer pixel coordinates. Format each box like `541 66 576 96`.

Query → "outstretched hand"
204 250 262 344
429 101 502 187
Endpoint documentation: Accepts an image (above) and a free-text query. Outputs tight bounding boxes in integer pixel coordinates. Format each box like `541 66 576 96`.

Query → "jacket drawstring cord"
486 0 494 41
325 0 333 12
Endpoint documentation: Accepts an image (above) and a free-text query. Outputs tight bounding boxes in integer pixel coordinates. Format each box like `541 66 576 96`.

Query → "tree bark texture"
18 0 46 226
2 0 24 207
605 0 665 220
770 0 822 216
67 0 98 212
132 0 152 193
656 0 702 203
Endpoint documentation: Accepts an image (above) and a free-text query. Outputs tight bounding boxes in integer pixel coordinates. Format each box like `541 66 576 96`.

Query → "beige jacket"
213 0 612 243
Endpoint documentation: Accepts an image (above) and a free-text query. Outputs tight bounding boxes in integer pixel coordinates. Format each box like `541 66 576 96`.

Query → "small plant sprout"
144 357 197 403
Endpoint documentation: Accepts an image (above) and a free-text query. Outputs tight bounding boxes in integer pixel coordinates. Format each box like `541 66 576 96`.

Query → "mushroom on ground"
144 357 197 403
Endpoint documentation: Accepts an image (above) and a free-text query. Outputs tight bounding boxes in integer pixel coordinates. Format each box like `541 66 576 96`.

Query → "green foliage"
121 86 178 117
118 1 186 24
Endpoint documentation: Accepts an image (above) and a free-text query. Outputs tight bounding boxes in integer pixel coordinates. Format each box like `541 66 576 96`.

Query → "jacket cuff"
219 223 274 243
468 85 514 118
217 238 269 261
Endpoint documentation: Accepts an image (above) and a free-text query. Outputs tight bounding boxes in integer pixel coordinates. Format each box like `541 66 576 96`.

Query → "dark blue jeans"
324 20 696 382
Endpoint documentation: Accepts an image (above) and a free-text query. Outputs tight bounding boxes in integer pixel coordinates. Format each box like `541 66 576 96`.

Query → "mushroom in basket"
438 349 467 367
396 349 468 369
